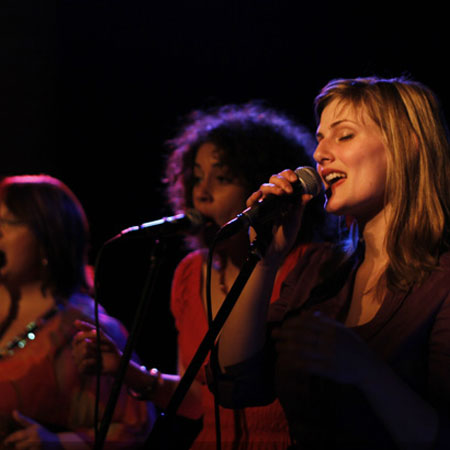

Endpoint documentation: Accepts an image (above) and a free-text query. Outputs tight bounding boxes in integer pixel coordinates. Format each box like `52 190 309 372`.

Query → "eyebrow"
316 119 357 139
194 161 227 169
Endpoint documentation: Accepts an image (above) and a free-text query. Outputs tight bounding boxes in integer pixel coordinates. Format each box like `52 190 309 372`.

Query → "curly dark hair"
163 102 329 248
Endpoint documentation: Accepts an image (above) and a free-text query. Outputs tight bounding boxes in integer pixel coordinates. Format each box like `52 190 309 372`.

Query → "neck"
358 205 391 263
214 230 249 270
0 280 56 313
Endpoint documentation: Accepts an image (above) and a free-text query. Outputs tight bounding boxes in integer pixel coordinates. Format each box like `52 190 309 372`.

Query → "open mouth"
324 172 347 186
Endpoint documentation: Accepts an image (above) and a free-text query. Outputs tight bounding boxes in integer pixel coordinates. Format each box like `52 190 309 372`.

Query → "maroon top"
217 243 450 449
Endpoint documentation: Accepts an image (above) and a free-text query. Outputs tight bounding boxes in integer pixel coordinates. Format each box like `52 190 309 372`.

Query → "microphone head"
294 166 323 197
184 208 206 233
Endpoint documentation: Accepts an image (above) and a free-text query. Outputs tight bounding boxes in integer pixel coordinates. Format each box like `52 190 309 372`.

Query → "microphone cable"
206 234 223 450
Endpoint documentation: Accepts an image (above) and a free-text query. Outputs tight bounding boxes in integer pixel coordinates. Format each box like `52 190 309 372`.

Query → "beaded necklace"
0 305 60 359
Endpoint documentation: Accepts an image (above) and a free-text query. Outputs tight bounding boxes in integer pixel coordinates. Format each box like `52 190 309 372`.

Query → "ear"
38 244 49 268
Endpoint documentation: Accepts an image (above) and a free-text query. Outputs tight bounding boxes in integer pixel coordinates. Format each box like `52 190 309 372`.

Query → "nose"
193 177 213 203
313 140 334 165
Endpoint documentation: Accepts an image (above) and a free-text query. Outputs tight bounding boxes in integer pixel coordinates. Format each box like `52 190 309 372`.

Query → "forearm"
125 361 178 407
58 432 91 449
125 361 204 418
359 360 438 449
218 260 278 370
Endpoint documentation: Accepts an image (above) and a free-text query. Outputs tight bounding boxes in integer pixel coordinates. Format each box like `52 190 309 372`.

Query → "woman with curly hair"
74 102 332 449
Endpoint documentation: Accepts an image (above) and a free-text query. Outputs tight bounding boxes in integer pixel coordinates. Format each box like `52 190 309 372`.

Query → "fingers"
72 329 95 347
269 169 299 194
72 326 102 374
76 357 100 375
72 322 112 347
4 428 27 448
12 410 36 427
5 412 61 450
4 411 38 449
246 169 299 207
72 322 122 375
246 189 263 207
74 319 95 331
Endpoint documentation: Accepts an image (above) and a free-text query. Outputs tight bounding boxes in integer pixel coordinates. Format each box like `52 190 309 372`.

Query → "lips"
319 169 347 200
323 171 347 186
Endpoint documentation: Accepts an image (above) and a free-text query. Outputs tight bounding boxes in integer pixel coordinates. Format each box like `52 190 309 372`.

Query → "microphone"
215 166 323 242
108 209 205 243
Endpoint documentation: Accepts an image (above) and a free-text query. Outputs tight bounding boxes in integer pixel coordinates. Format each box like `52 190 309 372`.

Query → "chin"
200 222 221 248
325 200 350 217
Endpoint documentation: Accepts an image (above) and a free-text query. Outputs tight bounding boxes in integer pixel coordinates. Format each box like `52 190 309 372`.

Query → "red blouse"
171 245 306 449
0 294 153 448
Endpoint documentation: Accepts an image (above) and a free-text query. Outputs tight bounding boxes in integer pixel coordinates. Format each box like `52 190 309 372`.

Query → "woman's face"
0 202 42 287
192 142 248 227
313 99 388 222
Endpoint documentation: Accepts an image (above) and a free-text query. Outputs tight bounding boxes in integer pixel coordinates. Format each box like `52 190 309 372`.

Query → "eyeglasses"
0 217 26 228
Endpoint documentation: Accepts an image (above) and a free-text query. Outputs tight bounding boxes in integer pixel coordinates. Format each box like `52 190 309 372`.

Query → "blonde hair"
315 76 450 291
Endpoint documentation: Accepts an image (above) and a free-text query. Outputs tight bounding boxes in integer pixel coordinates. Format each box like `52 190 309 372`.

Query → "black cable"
92 243 107 445
205 237 222 450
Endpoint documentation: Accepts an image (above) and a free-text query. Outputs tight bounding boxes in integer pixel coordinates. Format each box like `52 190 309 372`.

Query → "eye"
216 175 233 184
193 175 202 185
339 134 354 141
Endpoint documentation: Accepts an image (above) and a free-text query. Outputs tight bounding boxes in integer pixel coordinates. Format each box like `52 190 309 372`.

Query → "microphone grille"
185 208 206 232
294 166 323 197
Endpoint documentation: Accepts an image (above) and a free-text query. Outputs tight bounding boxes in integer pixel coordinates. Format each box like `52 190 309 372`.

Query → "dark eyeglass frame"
0 217 27 227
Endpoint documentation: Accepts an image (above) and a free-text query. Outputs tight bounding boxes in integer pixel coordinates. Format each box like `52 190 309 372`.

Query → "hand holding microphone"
217 166 323 261
215 166 322 254
107 166 322 259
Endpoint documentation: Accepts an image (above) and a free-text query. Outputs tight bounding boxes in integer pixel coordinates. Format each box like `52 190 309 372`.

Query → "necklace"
0 306 60 359
212 255 228 295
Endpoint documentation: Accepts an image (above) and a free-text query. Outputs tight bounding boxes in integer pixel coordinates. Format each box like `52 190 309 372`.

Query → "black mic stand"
144 235 268 449
94 238 167 450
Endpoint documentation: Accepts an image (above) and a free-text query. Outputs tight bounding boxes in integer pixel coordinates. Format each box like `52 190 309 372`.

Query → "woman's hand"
273 311 378 387
3 411 62 449
247 169 313 265
71 320 122 376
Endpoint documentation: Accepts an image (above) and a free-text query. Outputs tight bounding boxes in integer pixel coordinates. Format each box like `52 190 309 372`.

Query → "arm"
217 261 278 370
358 355 438 449
274 310 439 449
3 410 89 450
120 352 204 419
64 314 153 447
73 247 209 422
72 320 183 410
73 322 203 418
218 170 310 370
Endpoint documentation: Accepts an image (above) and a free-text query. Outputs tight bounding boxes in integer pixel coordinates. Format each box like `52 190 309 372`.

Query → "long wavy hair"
163 102 329 249
0 175 92 299
315 76 450 292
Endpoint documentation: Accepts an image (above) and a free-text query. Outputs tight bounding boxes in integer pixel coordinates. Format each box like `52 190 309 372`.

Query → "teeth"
324 172 347 184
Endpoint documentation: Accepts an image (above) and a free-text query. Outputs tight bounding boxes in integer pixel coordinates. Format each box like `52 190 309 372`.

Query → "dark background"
2 0 448 371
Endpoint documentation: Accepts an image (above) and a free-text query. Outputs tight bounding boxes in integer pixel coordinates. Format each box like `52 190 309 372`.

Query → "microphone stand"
144 236 267 449
94 238 167 450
